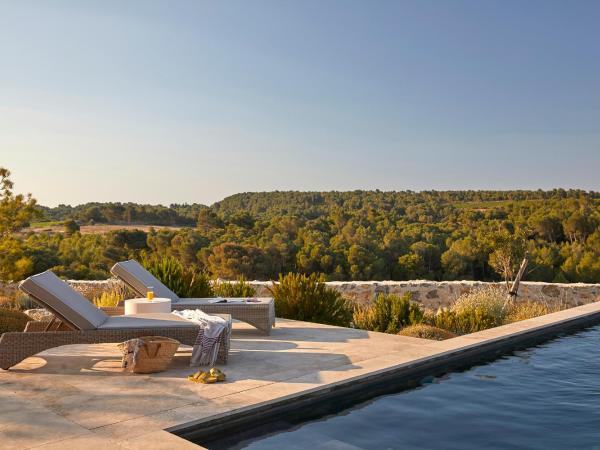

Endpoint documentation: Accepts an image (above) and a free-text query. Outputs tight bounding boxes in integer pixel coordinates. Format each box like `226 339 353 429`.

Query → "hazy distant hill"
38 189 598 225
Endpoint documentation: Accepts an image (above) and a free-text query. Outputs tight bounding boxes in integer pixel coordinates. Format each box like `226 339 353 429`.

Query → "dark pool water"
237 325 600 450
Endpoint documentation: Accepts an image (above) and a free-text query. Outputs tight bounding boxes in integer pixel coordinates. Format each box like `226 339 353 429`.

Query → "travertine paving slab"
31 433 124 450
0 387 90 449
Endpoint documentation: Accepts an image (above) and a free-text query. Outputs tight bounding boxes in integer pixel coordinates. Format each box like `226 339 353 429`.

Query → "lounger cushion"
99 313 197 329
176 297 272 305
111 260 180 302
19 271 108 330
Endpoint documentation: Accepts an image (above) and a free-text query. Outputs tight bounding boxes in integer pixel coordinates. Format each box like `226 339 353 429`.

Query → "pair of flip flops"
188 368 226 384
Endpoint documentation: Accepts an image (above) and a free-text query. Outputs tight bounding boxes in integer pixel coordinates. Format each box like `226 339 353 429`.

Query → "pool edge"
169 301 600 445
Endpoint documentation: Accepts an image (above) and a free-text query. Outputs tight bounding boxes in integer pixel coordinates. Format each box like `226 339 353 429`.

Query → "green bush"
353 293 424 334
398 324 456 340
451 285 509 327
213 276 256 297
16 292 39 310
142 256 214 298
268 273 353 327
63 219 80 235
92 285 127 308
505 301 560 323
431 307 496 335
0 291 37 311
0 308 30 334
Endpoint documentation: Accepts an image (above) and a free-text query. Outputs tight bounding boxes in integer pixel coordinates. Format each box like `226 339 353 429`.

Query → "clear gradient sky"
2 0 599 207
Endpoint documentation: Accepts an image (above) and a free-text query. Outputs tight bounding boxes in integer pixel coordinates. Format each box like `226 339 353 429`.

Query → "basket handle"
147 342 162 359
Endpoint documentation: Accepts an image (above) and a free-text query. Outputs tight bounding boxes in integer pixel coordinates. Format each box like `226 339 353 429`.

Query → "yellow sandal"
187 371 206 382
210 368 226 382
188 371 218 384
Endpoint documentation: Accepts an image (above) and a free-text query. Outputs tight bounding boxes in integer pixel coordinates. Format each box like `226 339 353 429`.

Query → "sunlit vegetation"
0 167 599 284
355 286 569 339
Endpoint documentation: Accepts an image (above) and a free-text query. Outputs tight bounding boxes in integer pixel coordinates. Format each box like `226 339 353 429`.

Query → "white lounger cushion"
99 313 197 329
19 271 108 330
111 260 180 302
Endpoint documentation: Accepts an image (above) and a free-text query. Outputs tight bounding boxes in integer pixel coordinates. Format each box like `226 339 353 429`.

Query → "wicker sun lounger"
0 271 231 370
111 260 275 334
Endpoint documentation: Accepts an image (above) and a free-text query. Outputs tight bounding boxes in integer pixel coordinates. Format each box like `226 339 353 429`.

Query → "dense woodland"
1 178 599 284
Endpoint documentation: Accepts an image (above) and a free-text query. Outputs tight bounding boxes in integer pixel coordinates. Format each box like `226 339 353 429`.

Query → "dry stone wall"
248 280 600 310
3 279 599 311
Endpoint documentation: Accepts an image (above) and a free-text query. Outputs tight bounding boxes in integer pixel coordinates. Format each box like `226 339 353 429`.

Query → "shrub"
0 296 14 310
16 292 38 310
93 285 126 308
0 308 30 334
268 273 353 327
431 307 496 335
398 324 456 340
0 291 37 311
142 256 214 298
451 285 509 327
505 300 560 323
213 276 256 297
353 293 424 334
63 219 80 235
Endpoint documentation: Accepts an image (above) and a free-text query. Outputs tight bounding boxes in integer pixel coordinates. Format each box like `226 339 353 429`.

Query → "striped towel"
172 309 228 366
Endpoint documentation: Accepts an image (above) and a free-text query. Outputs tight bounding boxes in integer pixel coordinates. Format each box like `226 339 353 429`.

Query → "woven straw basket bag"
118 336 180 374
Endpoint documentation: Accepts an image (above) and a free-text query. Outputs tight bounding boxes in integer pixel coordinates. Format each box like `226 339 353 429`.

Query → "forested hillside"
37 202 203 226
1 172 599 284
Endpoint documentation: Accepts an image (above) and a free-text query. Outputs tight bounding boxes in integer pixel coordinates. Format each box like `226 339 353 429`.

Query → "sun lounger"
0 271 231 370
111 260 275 334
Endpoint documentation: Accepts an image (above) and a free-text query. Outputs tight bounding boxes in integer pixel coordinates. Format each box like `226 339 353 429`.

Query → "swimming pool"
212 324 600 449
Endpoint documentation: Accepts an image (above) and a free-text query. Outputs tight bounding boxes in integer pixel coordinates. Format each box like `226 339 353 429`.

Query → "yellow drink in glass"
147 287 154 301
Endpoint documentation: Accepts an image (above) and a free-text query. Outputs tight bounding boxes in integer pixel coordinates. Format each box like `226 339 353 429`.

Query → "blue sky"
1 0 599 206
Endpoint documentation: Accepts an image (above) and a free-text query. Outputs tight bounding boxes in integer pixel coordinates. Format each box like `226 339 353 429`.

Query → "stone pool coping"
171 301 600 447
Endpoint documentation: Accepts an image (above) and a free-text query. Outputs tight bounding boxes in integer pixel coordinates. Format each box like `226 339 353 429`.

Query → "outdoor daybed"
0 271 231 370
111 260 275 334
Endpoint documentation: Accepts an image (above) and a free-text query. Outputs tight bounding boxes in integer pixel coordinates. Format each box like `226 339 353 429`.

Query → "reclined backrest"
19 271 108 330
111 259 180 302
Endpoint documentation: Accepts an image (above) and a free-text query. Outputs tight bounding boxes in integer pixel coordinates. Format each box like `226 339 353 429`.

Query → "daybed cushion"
19 271 108 330
175 297 273 305
111 260 180 302
98 313 197 329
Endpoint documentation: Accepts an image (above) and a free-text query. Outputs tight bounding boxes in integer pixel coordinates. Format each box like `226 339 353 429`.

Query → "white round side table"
124 298 172 315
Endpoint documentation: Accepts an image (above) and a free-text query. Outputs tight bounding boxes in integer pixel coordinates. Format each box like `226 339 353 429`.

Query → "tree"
203 242 268 279
64 219 80 235
576 252 600 283
0 168 38 281
530 214 564 242
441 237 483 280
80 206 105 224
397 253 424 280
0 238 34 282
197 209 223 232
487 231 526 288
0 168 38 237
564 212 596 243
409 241 441 275
528 245 560 282
169 229 209 266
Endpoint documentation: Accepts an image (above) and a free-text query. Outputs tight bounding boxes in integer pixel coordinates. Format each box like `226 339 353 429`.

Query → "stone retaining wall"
248 280 600 310
2 279 599 311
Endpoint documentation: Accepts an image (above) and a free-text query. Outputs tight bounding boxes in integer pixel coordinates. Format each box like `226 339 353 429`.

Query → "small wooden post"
509 252 529 300
502 252 529 312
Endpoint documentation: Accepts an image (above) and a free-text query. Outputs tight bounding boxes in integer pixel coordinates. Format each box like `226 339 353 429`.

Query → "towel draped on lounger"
172 309 229 366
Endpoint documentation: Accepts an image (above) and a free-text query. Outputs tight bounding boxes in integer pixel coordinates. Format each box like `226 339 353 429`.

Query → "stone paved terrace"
2 303 600 450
